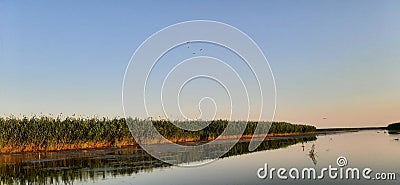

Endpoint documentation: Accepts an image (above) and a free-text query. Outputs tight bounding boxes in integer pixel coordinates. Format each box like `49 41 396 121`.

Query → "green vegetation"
387 122 400 130
0 116 316 153
387 122 400 134
133 119 316 143
0 116 133 153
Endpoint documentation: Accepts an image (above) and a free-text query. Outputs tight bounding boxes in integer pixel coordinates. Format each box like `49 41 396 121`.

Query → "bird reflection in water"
308 144 317 165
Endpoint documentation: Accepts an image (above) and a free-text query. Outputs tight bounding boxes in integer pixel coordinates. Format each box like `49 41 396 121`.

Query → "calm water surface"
1 130 399 185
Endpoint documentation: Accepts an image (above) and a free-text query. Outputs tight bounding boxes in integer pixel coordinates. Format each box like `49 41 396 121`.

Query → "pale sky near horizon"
1 1 399 128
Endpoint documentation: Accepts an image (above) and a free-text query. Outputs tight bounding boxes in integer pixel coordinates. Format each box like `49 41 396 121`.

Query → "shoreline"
0 117 316 154
316 126 387 132
0 129 373 154
0 132 317 154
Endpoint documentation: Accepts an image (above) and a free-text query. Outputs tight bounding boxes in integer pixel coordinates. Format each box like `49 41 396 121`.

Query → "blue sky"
1 0 399 127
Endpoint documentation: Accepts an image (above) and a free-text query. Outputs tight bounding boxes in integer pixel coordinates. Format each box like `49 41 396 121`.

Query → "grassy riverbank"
0 117 316 153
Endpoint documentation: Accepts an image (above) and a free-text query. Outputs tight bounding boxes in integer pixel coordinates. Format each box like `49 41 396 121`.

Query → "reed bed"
0 116 316 153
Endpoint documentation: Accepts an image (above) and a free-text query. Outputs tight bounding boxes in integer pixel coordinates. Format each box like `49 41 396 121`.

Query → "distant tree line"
388 122 400 131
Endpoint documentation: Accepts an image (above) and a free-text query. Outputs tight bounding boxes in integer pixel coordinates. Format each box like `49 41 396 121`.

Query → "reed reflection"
0 136 316 185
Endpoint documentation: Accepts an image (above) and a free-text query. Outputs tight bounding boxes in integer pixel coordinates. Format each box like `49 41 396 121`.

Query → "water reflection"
308 144 317 165
103 130 399 185
0 136 316 184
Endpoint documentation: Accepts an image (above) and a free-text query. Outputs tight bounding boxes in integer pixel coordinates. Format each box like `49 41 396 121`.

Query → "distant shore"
316 126 387 132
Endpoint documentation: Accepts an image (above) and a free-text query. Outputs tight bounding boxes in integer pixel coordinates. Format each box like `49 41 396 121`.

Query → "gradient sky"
1 0 399 128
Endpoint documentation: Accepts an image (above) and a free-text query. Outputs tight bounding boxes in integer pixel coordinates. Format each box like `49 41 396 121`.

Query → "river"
1 130 399 185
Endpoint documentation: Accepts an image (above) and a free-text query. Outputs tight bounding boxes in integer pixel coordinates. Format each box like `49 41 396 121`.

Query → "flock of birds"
186 41 204 55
